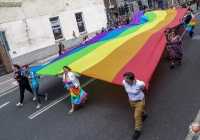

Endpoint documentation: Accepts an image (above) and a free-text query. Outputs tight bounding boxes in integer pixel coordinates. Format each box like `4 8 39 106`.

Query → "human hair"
166 27 171 31
123 72 135 80
12 64 20 69
23 65 29 68
187 11 191 15
171 29 177 35
63 66 71 71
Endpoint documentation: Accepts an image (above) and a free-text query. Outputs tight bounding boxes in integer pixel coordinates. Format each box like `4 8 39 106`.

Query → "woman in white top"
62 66 87 114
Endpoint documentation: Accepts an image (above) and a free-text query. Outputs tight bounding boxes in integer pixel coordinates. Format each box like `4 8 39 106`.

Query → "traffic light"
124 4 129 13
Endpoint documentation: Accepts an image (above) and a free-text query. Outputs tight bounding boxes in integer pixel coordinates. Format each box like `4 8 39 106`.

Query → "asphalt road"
0 12 200 140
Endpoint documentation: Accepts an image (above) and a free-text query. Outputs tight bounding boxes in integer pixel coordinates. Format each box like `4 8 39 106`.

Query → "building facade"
0 0 107 66
104 0 187 21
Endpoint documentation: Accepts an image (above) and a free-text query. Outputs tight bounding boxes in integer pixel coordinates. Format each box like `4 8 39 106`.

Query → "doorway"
158 1 163 10
0 57 6 76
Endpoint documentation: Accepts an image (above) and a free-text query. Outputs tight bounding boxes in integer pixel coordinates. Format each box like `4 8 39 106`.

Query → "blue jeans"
32 86 45 104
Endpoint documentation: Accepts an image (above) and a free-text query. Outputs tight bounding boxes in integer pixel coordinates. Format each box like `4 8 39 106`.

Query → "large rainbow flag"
31 9 187 88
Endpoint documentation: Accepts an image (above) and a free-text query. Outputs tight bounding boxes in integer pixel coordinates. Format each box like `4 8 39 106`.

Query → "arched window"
138 1 143 11
148 0 153 10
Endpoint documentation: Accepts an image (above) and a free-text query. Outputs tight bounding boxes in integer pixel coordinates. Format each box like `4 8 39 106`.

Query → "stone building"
104 0 187 21
0 0 107 67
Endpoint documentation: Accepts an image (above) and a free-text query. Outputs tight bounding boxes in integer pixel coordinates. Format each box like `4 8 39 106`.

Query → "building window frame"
138 1 143 11
49 16 64 40
75 12 87 34
148 0 153 10
129 2 134 15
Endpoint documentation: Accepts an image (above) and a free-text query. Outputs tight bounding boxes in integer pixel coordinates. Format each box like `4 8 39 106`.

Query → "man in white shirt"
122 72 147 139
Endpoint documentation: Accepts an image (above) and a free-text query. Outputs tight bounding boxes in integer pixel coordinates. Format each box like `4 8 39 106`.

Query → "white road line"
28 78 95 119
0 75 45 98
0 102 10 109
0 78 14 86
185 109 200 140
0 87 19 98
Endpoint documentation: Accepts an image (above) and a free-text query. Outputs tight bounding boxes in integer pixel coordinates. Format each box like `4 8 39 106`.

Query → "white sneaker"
45 94 48 101
33 97 37 100
16 102 23 107
36 103 42 109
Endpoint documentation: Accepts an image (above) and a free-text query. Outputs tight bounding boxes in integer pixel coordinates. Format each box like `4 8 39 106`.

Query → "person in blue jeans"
23 65 48 108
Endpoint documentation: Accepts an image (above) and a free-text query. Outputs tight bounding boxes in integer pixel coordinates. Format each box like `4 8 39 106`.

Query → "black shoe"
142 115 147 122
177 60 181 65
133 130 140 139
170 64 174 69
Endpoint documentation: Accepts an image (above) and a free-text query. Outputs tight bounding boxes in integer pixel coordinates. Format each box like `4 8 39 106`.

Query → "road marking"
0 102 10 109
0 78 14 86
185 109 200 140
0 87 19 98
28 78 95 119
0 75 45 98
38 54 58 63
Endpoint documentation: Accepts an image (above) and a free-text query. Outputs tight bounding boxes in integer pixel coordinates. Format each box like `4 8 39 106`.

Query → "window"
75 13 86 33
148 0 153 9
138 1 143 11
129 3 134 15
49 17 63 40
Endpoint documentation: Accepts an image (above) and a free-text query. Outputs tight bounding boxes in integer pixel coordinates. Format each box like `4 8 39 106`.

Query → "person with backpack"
12 64 34 107
23 65 48 109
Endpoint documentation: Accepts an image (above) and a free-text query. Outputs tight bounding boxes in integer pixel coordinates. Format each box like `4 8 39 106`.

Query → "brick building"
0 40 12 76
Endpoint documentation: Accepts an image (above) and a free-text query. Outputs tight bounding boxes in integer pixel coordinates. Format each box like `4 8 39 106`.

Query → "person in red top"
197 0 200 11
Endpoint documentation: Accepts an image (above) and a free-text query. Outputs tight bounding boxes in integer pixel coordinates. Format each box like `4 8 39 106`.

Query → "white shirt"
62 71 80 88
122 79 145 102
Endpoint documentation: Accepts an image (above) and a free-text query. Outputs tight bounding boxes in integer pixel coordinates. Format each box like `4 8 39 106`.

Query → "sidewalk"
0 45 77 94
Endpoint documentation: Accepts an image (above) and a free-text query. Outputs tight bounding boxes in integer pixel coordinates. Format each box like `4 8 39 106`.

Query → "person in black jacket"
58 41 65 56
184 11 194 37
12 64 33 107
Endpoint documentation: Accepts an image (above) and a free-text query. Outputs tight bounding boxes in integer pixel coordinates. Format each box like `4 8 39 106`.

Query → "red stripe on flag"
112 9 187 89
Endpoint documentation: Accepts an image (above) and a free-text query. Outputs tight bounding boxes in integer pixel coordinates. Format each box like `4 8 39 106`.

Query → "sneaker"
133 130 140 139
36 103 42 109
33 97 37 100
45 94 48 101
16 102 23 107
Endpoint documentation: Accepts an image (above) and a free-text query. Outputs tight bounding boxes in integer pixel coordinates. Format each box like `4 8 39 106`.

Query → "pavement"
0 7 200 140
0 54 59 94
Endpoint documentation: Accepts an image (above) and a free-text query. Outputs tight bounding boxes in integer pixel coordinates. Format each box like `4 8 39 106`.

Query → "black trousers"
19 83 33 103
189 30 194 37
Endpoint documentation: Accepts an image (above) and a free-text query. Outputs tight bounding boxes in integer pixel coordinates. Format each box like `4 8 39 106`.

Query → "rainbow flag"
186 18 198 33
31 9 187 88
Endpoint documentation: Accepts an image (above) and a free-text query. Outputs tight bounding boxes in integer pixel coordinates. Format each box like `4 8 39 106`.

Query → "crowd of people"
12 64 87 114
11 4 198 140
12 64 47 109
164 6 197 69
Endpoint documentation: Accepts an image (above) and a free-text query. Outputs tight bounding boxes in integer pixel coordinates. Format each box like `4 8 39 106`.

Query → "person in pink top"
197 0 200 11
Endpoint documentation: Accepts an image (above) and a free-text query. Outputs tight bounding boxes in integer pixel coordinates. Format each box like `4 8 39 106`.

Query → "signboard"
0 2 22 7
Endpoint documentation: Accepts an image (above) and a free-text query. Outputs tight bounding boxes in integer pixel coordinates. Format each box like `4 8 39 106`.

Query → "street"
0 12 200 140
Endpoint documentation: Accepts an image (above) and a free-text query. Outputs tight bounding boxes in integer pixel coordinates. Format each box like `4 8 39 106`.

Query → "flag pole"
180 21 190 40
